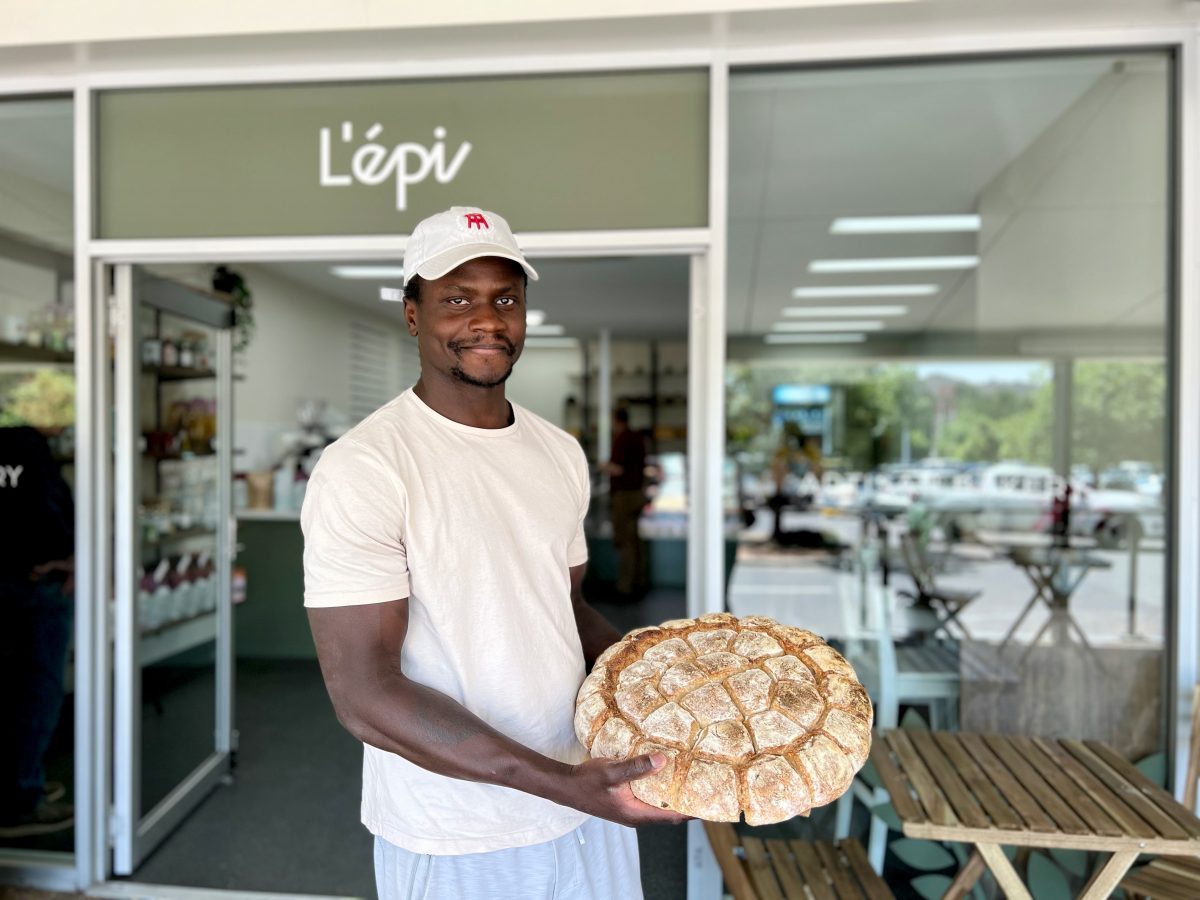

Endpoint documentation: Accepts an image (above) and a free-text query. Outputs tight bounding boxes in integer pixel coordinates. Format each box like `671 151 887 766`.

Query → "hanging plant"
211 265 255 353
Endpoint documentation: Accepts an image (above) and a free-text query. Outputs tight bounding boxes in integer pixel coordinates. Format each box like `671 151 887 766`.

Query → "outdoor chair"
836 576 961 872
898 531 978 639
704 821 894 899
1118 685 1200 900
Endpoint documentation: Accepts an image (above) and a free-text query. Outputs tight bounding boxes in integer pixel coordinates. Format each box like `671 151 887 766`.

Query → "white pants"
374 817 642 900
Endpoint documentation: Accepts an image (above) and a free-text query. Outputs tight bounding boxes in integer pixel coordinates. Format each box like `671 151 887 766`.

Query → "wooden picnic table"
871 729 1200 899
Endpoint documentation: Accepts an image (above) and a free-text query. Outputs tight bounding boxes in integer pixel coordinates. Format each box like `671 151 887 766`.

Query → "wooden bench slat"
703 822 760 900
931 731 1024 831
1121 865 1200 898
763 838 808 899
814 840 862 900
1152 856 1200 878
957 733 1059 833
1083 739 1200 839
1132 863 1200 893
870 735 925 824
1012 739 1132 840
743 836 787 900
982 734 1091 835
887 730 958 827
908 729 992 829
839 837 894 900
1030 737 1147 838
791 838 838 900
1059 740 1190 840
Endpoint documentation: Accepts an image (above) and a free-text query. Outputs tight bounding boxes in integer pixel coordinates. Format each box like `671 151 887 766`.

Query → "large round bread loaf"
574 612 872 825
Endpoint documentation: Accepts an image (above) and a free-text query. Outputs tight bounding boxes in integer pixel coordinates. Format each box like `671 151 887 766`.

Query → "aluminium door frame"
83 227 717 898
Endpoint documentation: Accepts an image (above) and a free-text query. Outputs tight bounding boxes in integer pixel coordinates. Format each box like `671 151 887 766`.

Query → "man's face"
404 257 527 389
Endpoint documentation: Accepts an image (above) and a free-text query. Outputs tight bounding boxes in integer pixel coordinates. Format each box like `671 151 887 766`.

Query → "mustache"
448 336 517 356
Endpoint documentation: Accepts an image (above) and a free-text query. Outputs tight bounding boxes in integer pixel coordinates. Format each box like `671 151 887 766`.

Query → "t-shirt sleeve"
301 439 409 607
566 443 591 568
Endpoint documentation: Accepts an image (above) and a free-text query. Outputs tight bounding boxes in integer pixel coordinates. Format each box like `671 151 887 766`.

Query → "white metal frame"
108 263 238 874
0 19 1192 896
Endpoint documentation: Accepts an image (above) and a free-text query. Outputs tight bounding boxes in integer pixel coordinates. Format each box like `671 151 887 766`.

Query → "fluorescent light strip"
523 337 579 349
526 324 565 336
831 214 981 234
783 305 907 318
332 265 406 279
526 309 547 327
809 256 979 273
764 333 868 344
792 284 937 299
772 320 886 332
379 287 404 302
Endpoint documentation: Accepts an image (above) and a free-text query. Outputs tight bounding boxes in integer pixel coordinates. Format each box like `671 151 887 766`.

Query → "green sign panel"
97 71 708 238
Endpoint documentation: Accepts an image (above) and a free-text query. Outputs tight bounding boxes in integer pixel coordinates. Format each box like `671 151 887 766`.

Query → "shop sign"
318 123 472 211
96 71 708 238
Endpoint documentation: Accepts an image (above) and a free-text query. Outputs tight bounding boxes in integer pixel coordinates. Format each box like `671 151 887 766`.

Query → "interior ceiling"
254 256 691 339
0 52 1170 346
727 54 1166 338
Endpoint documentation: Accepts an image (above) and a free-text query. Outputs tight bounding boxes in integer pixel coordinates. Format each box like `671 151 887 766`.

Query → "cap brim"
408 242 539 286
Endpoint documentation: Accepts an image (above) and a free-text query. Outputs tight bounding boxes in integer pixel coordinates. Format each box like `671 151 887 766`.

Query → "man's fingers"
608 752 666 784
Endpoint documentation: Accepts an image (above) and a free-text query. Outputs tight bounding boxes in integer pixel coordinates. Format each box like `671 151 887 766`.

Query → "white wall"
507 345 583 429
233 263 415 470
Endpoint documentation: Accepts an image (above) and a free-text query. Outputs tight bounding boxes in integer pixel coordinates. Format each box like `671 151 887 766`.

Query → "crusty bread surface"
573 612 872 825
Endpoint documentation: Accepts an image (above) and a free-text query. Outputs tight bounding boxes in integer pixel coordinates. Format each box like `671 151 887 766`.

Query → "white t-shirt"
301 388 593 855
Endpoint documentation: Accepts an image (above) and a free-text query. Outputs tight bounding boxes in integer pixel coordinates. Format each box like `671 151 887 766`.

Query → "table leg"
999 592 1044 651
1078 849 1138 900
943 849 987 900
976 843 1032 900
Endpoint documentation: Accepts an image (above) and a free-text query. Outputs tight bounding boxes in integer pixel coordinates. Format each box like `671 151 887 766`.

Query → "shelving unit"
140 611 217 667
130 276 232 667
0 338 74 364
566 339 689 458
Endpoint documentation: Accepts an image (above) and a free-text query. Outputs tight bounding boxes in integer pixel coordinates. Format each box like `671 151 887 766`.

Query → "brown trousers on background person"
610 489 646 597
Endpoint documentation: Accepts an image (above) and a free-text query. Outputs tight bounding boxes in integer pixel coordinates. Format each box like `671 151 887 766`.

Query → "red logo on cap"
464 212 489 230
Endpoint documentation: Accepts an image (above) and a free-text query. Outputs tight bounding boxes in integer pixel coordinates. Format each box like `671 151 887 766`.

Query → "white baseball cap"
402 206 539 287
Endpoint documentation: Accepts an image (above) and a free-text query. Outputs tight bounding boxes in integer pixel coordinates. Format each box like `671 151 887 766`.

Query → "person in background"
602 408 648 599
0 424 75 838
302 207 685 900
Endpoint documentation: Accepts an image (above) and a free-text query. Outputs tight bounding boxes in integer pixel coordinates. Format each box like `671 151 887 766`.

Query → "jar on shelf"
161 338 179 367
142 337 163 367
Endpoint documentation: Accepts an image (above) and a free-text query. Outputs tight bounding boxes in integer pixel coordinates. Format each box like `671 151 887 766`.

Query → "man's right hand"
557 753 690 827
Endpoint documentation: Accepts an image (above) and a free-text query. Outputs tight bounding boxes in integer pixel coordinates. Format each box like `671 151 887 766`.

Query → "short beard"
450 364 514 388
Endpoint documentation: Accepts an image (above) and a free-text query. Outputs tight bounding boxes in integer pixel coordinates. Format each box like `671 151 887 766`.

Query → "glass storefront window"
726 52 1171 766
0 95 76 854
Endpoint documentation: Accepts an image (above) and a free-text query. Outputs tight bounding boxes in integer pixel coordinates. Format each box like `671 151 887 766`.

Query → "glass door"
109 264 235 874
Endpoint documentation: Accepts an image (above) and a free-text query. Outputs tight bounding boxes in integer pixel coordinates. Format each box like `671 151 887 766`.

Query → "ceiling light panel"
782 305 907 318
764 333 868 344
831 214 981 234
772 320 886 332
332 265 406 279
525 309 547 327
809 256 979 273
526 324 565 336
791 284 938 299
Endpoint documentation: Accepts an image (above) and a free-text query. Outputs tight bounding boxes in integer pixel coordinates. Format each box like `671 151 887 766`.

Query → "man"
302 207 685 900
602 408 647 598
0 424 75 838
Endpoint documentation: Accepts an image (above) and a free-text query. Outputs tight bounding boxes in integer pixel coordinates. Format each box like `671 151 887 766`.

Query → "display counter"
235 512 314 659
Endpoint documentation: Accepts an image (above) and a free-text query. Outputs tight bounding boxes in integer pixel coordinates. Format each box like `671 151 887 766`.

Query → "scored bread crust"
574 612 872 825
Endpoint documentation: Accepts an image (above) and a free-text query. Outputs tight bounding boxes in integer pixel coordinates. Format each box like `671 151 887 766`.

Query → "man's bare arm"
569 563 622 668
307 598 685 827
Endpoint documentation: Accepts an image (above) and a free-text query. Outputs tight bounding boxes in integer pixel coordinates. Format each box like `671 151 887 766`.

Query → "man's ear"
403 299 418 337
